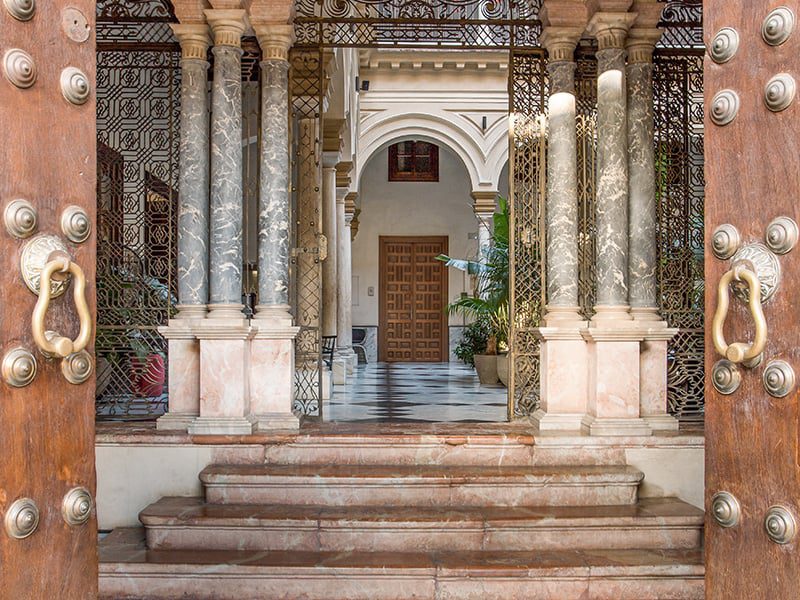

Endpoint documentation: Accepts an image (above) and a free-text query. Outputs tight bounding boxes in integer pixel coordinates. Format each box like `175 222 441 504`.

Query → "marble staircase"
99 429 704 599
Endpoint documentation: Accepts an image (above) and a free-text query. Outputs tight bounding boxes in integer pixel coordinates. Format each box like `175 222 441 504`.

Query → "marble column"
321 163 346 384
627 24 679 431
157 24 212 431
335 187 357 373
471 191 497 255
190 9 254 436
249 23 300 431
532 29 589 433
588 13 636 323
206 9 246 320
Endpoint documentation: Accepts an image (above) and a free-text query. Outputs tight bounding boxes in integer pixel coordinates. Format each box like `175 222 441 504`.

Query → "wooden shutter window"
389 141 439 182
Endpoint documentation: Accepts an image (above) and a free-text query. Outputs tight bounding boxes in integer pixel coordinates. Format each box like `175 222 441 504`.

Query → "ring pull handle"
712 264 767 364
31 257 92 358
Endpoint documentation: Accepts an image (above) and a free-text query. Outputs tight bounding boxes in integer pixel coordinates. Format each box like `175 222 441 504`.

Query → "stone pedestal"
581 328 651 436
157 319 200 430
639 326 679 431
250 319 301 431
533 327 588 432
190 321 255 435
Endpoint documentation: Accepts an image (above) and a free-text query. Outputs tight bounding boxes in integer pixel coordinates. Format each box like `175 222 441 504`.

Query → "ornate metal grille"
508 50 547 417
290 50 326 416
653 51 705 420
294 0 543 49
95 2 180 420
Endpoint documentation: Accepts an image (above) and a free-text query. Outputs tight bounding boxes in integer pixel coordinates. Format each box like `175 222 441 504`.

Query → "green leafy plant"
453 315 491 366
438 197 510 355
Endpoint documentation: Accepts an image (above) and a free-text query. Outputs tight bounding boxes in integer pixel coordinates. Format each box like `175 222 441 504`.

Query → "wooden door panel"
380 236 448 362
0 1 98 597
704 2 800 597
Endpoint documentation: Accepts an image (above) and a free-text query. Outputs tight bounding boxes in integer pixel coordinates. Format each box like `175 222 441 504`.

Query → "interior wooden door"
0 1 98 597
380 236 448 362
704 2 800 597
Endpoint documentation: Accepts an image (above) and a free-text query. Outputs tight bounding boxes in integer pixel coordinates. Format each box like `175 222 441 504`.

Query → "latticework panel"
291 49 326 415
293 0 543 49
95 19 180 419
653 51 705 420
508 50 547 418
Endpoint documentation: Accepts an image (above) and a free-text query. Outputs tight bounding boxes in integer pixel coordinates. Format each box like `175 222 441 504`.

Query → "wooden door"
1 1 98 598
379 236 448 362
705 2 800 597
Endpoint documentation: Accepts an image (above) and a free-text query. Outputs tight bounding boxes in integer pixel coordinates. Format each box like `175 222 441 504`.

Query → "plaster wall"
352 145 478 330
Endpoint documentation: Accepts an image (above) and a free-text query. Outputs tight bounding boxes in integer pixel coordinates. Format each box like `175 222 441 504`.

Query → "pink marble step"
200 463 644 507
99 527 704 600
140 496 704 553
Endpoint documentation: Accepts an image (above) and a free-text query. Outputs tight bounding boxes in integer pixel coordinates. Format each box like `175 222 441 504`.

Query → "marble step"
99 527 704 600
200 464 643 507
140 496 704 553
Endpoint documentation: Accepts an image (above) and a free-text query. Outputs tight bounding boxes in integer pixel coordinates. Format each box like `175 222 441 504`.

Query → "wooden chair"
321 335 336 369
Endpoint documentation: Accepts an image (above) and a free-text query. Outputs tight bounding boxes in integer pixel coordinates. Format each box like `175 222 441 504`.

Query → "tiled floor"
325 362 508 423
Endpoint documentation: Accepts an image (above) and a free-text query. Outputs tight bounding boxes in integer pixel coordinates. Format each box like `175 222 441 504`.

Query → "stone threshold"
95 420 704 449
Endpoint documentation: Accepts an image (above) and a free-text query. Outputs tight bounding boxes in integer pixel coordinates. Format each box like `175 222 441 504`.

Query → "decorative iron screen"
95 3 180 420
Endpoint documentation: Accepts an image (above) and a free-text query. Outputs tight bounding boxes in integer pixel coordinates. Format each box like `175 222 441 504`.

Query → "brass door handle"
712 264 767 364
31 257 91 358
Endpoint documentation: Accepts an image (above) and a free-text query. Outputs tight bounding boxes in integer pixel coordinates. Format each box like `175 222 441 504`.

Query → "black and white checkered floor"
325 362 508 423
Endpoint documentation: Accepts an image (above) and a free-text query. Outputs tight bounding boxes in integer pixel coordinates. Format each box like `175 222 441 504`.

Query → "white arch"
356 112 508 192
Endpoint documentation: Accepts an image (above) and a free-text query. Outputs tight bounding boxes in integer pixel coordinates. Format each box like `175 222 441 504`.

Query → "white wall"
352 145 478 328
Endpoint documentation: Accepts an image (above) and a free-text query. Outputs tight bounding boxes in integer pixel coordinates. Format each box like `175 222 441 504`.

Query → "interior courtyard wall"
353 146 478 360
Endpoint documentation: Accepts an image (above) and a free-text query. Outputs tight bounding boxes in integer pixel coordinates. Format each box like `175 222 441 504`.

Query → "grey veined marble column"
253 25 295 322
172 24 212 319
627 31 663 322
542 32 582 324
206 11 246 319
589 16 635 322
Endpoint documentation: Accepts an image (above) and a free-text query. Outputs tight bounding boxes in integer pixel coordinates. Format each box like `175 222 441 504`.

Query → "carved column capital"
540 27 583 61
204 8 247 48
626 27 663 64
253 23 295 62
336 161 354 189
471 190 498 215
587 12 637 49
344 192 358 218
171 23 213 60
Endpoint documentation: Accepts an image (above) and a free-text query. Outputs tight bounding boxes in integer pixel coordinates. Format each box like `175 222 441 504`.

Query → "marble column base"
639 325 680 432
631 306 663 322
250 322 301 432
207 303 247 323
335 347 358 375
581 328 650 437
190 321 255 436
590 305 634 325
157 319 201 431
332 358 348 385
534 326 589 432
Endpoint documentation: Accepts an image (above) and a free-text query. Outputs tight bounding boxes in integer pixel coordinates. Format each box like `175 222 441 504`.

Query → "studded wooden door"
379 236 448 362
0 0 98 597
705 2 800 597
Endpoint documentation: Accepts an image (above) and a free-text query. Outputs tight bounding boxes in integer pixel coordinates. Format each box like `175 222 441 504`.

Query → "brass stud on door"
710 27 739 64
2 48 36 89
711 491 741 528
62 487 93 526
766 216 799 254
762 7 795 46
60 66 91 105
61 205 91 243
3 198 38 239
764 73 796 112
763 360 796 398
2 347 37 388
3 0 34 21
4 498 39 539
711 224 741 259
765 505 797 544
712 360 741 395
710 90 740 126
61 350 93 385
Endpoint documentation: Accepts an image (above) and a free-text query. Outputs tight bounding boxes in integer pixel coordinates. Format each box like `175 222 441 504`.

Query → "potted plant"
438 197 509 385
453 315 498 383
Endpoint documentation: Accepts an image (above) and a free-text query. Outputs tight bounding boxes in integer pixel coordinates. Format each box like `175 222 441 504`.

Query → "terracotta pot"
130 353 166 397
474 354 500 384
496 353 508 387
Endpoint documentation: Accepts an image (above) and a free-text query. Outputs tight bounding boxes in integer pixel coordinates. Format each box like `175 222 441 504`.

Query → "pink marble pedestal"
156 318 200 431
533 326 589 432
250 319 301 431
639 326 679 431
189 320 256 435
581 328 652 437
